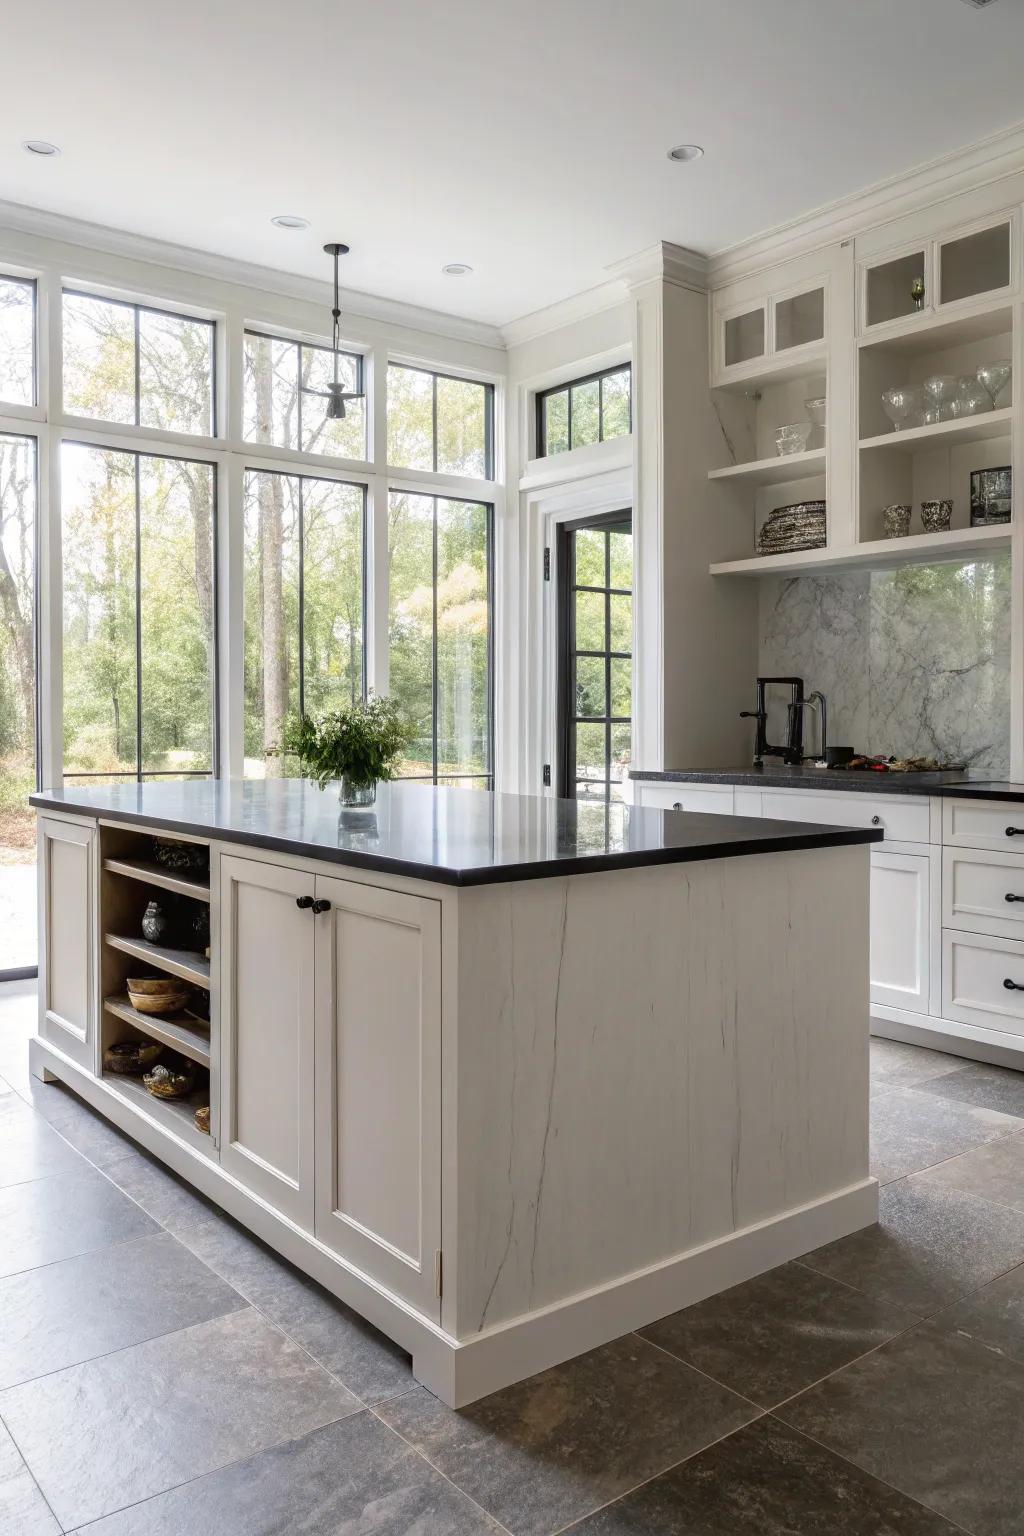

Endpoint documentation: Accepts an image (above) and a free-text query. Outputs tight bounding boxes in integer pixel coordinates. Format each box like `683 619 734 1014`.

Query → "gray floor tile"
0 1421 60 1536
869 1038 963 1096
913 1061 1024 1119
779 1321 1024 1536
0 1230 247 1389
68 1412 501 1535
568 1413 960 1534
25 1083 142 1168
800 1175 1024 1314
0 1164 158 1279
914 1127 1024 1211
376 1334 759 1536
639 1260 917 1408
175 1207 414 1404
870 1085 1020 1184
0 1091 84 1188
930 1262 1024 1367
0 1306 360 1531
101 1146 221 1232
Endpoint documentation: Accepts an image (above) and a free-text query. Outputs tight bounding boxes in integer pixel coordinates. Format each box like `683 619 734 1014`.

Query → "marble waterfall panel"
453 846 870 1336
759 554 1010 774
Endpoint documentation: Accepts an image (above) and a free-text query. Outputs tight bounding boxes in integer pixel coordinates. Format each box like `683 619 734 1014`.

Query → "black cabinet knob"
295 895 314 910
871 815 881 826
311 898 332 915
1006 894 1024 904
1004 978 1024 992
1006 827 1024 837
672 802 682 811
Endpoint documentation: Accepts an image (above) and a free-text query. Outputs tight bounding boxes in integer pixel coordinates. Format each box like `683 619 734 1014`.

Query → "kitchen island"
30 779 880 1406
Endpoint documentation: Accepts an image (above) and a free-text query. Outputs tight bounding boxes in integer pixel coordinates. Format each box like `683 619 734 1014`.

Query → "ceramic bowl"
920 499 953 533
126 976 190 1015
143 1060 196 1100
882 503 912 539
103 1040 163 1075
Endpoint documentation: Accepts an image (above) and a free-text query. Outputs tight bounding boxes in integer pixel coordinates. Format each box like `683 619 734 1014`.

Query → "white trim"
607 240 709 295
500 280 628 350
871 1002 1024 1070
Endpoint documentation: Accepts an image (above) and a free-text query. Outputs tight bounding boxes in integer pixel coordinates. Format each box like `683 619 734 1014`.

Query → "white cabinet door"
870 849 930 1014
38 816 96 1071
219 854 316 1229
313 873 441 1320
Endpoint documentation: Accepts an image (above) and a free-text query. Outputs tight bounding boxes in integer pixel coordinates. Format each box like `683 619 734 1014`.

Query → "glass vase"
338 775 376 808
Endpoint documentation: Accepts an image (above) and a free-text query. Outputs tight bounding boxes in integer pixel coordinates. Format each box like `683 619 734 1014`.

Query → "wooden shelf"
105 932 211 990
859 408 1012 454
710 522 1011 578
104 994 210 1067
104 856 210 903
103 1072 212 1157
708 447 825 487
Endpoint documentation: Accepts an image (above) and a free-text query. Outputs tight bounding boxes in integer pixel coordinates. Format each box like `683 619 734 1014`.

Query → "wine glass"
922 374 957 425
881 387 917 433
953 375 991 418
976 361 1012 409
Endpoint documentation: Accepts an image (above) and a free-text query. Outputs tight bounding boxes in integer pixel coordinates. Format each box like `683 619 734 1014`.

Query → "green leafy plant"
282 695 413 791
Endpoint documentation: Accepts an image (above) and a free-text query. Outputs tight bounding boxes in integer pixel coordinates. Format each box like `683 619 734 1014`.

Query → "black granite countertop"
929 781 1024 802
30 779 881 887
631 765 973 796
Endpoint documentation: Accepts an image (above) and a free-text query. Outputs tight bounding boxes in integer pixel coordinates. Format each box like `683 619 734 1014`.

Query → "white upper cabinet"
713 278 827 385
859 212 1017 335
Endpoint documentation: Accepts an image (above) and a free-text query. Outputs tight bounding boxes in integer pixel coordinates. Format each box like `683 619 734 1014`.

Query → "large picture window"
387 365 493 479
61 443 217 780
243 468 365 776
0 276 35 407
243 331 366 461
63 291 215 435
537 364 631 458
388 491 492 786
0 433 38 973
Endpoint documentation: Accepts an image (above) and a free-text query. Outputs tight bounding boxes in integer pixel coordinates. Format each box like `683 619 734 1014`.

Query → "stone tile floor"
2 982 1024 1534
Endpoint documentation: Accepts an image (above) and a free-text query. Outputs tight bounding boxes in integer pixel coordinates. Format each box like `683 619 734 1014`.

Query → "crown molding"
606 240 709 293
500 277 628 349
0 198 505 351
706 118 1024 289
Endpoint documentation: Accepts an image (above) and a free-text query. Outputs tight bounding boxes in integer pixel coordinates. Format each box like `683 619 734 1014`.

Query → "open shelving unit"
103 856 210 903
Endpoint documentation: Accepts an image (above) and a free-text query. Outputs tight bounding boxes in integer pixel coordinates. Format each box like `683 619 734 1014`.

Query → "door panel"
38 816 95 1069
870 849 930 1014
313 873 441 1319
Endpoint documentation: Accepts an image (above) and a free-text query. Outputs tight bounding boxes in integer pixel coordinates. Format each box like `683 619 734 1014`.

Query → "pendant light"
311 242 363 420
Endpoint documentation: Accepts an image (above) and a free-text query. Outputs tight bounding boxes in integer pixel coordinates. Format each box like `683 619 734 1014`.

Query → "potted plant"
282 695 413 807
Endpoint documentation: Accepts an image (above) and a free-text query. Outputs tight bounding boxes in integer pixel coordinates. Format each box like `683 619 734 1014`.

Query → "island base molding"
870 1002 1024 1071
30 1033 874 1408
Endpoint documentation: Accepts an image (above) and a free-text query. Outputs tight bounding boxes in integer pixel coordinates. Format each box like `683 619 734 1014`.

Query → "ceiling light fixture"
667 143 704 163
22 139 61 157
300 242 364 421
271 214 309 230
442 262 473 276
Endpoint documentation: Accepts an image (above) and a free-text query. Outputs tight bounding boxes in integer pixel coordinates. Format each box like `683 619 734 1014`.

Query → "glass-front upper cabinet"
714 278 826 382
860 214 1015 332
723 305 766 369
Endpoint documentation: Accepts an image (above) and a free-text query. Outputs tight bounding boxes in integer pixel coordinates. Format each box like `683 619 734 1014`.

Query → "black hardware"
871 815 881 826
1006 894 1024 903
295 895 314 910
672 802 683 811
311 898 332 915
741 677 804 766
542 764 551 787
1004 978 1024 991
543 547 551 581
1007 827 1024 837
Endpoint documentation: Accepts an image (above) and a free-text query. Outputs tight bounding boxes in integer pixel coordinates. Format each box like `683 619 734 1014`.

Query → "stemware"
922 374 957 425
804 396 826 449
881 387 918 433
775 422 812 457
976 360 1012 409
953 375 992 418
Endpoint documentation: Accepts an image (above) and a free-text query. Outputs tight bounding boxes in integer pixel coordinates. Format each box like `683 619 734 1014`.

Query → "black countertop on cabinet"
930 781 1024 802
630 765 973 796
30 778 881 888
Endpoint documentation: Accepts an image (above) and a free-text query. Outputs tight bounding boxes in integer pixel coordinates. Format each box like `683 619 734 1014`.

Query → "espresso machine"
741 677 804 766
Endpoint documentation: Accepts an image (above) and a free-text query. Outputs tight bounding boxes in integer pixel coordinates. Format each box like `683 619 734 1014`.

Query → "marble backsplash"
758 554 1011 775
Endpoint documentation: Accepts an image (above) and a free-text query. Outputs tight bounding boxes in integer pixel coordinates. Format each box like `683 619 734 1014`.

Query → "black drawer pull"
871 815 881 826
311 898 332 915
295 895 314 910
1004 978 1024 992
1007 827 1024 837
1006 894 1024 904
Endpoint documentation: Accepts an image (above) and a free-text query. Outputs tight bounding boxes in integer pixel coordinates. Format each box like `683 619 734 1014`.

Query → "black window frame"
61 440 221 782
388 488 495 788
241 465 369 735
243 328 367 458
556 508 632 800
536 363 632 459
62 288 217 436
387 363 495 480
0 273 38 410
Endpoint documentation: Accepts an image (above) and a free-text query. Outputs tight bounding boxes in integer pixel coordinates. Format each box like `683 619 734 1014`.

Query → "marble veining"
759 553 1011 775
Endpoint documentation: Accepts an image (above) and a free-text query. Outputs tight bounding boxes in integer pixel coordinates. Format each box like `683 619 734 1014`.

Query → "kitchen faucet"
789 691 828 765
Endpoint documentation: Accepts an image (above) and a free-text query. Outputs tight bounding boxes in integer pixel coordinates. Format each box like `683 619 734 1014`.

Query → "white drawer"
943 846 1024 941
635 783 736 816
943 929 1024 1037
943 798 1024 853
758 787 930 843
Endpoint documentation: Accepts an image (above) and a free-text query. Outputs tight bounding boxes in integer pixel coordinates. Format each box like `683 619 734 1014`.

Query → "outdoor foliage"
283 695 413 790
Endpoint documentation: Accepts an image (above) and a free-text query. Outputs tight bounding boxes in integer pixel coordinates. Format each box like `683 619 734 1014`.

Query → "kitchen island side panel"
454 844 870 1336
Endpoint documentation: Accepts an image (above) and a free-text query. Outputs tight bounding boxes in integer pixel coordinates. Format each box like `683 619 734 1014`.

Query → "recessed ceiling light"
22 139 61 157
271 214 309 230
442 262 473 276
667 143 704 163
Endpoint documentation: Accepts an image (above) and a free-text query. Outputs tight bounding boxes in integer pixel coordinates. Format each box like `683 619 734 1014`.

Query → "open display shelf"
102 1071 213 1157
709 520 1011 578
103 856 210 903
103 994 211 1067
859 407 1013 454
708 447 825 487
105 932 211 989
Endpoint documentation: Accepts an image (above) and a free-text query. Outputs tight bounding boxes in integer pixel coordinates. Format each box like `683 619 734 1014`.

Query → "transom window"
63 291 215 435
0 275 35 407
242 469 365 777
61 442 217 781
387 364 493 479
243 330 366 462
388 491 492 786
537 364 631 458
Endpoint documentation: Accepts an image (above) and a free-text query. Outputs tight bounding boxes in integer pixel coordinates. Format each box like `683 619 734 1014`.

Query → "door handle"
311 898 332 915
1006 894 1024 903
1006 827 1024 837
295 895 314 910
1003 978 1024 991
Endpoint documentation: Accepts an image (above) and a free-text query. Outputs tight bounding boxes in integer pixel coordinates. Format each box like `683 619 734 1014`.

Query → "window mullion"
298 476 306 717
134 451 143 779
431 494 439 782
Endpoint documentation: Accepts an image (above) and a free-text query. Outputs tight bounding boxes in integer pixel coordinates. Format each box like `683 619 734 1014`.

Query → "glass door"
0 432 38 977
557 510 633 800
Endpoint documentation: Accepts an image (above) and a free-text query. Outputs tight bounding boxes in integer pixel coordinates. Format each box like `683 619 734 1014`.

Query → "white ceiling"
3 0 1024 328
